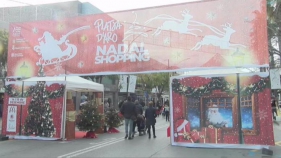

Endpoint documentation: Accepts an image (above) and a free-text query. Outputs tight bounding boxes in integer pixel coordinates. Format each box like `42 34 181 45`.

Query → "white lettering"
95 42 150 64
94 19 122 44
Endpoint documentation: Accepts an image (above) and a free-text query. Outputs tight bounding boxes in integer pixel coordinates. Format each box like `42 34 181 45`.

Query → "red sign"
7 0 268 77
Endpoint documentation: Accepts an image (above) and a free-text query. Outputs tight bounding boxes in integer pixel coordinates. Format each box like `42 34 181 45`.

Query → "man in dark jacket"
132 100 144 136
145 101 157 139
120 96 136 140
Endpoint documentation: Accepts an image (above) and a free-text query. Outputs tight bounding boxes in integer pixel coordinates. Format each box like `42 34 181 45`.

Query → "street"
0 117 281 158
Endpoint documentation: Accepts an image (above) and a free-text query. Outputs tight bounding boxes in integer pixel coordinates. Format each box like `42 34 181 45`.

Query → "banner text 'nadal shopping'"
7 0 268 77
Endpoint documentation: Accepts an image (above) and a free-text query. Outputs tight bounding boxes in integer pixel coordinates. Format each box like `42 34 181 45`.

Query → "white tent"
24 76 104 140
23 76 104 92
5 76 104 140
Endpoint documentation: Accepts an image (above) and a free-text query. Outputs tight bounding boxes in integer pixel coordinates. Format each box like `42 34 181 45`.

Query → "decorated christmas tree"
105 108 123 133
76 100 103 137
24 81 55 137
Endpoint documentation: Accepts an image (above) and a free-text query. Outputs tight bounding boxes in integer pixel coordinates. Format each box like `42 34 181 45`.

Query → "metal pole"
19 81 24 135
236 73 244 144
62 90 67 140
127 75 130 97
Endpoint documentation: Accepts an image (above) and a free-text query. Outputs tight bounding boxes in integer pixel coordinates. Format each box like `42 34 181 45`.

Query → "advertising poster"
2 81 66 139
6 106 17 132
170 72 274 148
7 0 268 77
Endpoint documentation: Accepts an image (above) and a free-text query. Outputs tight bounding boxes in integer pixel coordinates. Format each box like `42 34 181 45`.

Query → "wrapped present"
174 119 193 143
206 125 223 144
191 129 200 142
191 129 209 143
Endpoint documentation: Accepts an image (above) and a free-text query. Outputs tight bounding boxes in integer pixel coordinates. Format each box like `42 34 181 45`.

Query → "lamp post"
124 28 152 98
19 63 28 135
126 75 130 97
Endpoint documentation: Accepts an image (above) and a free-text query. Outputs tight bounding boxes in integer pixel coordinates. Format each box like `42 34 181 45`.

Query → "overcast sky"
1 0 199 12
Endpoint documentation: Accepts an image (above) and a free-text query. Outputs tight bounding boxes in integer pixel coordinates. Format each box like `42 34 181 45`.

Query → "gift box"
174 119 193 143
191 129 209 143
205 125 223 144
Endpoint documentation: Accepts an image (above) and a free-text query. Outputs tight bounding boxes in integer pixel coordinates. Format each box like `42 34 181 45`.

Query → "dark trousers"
165 111 169 121
132 121 136 133
272 108 277 120
147 124 155 137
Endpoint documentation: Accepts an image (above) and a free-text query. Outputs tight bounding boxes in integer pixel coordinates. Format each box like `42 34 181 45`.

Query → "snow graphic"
256 110 268 121
175 106 181 113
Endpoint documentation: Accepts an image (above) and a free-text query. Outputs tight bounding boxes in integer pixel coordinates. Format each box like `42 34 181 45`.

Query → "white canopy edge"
174 68 269 79
6 76 104 92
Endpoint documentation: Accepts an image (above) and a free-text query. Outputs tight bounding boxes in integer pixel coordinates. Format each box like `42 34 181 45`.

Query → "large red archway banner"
7 0 268 77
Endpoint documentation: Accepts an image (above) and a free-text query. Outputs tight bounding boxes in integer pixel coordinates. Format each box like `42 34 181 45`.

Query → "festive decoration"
171 74 275 146
205 125 223 144
174 118 194 142
105 108 123 133
5 84 20 97
76 100 103 138
23 81 55 137
172 77 270 97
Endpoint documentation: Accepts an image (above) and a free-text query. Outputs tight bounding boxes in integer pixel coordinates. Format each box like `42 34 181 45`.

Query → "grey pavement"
0 116 280 158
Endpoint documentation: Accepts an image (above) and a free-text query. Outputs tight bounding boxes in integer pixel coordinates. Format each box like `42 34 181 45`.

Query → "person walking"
132 100 144 136
272 97 277 121
164 104 170 122
120 96 137 140
145 101 157 139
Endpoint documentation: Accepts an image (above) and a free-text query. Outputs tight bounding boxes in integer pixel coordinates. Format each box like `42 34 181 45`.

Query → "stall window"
241 95 259 135
186 97 201 130
202 97 234 128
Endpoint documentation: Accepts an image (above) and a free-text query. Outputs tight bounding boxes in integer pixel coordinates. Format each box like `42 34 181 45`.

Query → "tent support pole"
62 90 67 140
236 73 244 144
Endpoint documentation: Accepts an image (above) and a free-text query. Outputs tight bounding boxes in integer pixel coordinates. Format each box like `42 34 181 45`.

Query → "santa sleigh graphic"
34 26 90 66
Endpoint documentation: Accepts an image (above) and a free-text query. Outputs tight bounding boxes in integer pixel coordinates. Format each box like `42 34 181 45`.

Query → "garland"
5 81 65 99
172 77 270 97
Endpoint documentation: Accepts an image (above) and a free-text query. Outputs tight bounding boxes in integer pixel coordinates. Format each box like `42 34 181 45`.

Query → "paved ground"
0 116 280 158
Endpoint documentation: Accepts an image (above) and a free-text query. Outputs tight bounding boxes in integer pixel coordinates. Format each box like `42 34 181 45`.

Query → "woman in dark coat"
145 101 157 139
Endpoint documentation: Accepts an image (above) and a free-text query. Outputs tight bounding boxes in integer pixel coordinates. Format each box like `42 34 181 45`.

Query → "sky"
1 0 200 12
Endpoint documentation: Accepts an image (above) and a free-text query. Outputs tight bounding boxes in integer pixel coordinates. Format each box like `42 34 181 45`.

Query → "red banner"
7 0 268 77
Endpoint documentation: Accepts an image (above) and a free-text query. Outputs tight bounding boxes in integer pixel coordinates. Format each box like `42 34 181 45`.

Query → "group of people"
120 96 157 140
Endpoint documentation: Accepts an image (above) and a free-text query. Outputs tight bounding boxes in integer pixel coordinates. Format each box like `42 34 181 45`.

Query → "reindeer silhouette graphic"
191 23 245 51
145 9 202 36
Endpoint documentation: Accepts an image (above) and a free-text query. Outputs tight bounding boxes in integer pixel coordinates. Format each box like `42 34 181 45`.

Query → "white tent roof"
178 68 260 77
23 76 104 92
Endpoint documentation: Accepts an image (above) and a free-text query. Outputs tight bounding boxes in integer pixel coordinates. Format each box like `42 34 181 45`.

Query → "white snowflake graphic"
54 62 62 71
256 110 268 120
55 102 62 111
175 107 181 113
78 61 84 68
206 12 217 20
171 51 183 62
164 37 170 45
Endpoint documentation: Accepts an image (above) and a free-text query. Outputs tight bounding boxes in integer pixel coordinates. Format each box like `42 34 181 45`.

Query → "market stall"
2 76 104 140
